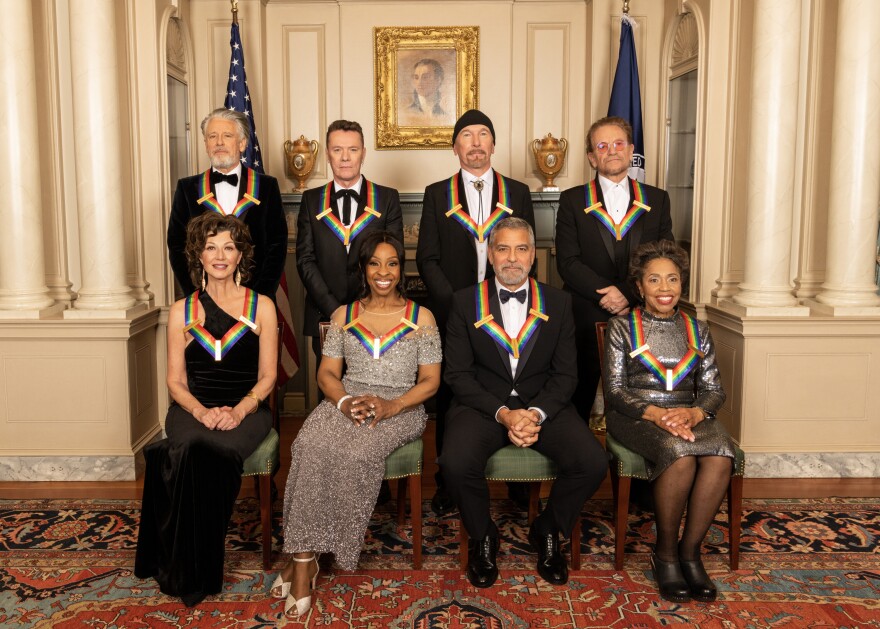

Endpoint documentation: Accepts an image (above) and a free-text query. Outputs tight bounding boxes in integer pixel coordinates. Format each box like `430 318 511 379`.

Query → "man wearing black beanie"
416 109 535 526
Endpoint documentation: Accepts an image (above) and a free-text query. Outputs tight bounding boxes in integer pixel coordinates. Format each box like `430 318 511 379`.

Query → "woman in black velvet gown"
135 213 278 606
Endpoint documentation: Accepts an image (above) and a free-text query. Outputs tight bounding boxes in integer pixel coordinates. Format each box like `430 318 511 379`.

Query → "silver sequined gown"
281 320 442 569
604 308 736 480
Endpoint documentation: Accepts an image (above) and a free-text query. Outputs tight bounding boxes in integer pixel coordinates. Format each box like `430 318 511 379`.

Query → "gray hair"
200 108 250 142
488 216 535 248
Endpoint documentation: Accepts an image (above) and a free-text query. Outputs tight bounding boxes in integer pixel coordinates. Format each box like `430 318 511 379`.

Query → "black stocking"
679 456 732 561
650 457 696 562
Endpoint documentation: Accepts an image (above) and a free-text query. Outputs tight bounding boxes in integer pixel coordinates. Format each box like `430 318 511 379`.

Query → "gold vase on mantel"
531 133 568 191
284 136 319 192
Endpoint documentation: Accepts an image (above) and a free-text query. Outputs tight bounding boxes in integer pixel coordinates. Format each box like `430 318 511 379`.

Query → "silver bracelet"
336 395 352 410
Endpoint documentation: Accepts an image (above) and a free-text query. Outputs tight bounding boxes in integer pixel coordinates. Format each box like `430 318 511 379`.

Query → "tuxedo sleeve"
513 181 536 230
527 291 578 422
295 194 342 318
253 176 288 297
555 190 614 302
416 188 455 311
167 180 195 294
657 189 674 242
384 188 404 246
444 291 507 418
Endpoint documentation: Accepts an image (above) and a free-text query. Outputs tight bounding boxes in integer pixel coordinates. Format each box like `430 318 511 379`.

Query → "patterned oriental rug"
0 497 878 628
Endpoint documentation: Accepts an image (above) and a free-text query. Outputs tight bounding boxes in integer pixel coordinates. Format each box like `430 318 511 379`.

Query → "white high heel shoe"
269 573 290 599
284 554 319 618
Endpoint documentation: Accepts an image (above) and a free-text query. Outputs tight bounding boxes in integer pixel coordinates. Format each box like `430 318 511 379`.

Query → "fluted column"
731 0 807 313
65 0 136 315
811 0 880 314
0 1 58 317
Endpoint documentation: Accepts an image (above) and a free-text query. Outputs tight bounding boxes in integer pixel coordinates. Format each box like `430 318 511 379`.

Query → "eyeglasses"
593 140 629 154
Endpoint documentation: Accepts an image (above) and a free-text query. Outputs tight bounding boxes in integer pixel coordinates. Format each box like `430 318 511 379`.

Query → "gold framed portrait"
374 26 479 149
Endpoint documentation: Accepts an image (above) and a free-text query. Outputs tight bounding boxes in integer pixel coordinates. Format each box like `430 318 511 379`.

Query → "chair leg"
259 474 273 570
571 515 582 570
396 478 407 525
528 482 541 522
459 519 469 571
612 473 631 571
728 474 743 570
408 474 422 569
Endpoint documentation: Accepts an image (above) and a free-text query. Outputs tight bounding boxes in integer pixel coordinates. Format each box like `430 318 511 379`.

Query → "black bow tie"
332 188 359 224
332 188 360 203
210 170 239 187
499 288 527 304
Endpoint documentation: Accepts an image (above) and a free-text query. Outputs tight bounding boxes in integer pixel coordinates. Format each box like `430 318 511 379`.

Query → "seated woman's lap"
165 404 273 461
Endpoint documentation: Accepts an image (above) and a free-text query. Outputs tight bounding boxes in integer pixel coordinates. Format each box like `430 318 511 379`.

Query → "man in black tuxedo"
417 109 535 515
441 217 607 588
168 108 287 298
296 120 403 359
556 115 674 416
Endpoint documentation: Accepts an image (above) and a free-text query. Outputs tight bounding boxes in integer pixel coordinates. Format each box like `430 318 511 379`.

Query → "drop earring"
201 269 207 290
235 267 241 287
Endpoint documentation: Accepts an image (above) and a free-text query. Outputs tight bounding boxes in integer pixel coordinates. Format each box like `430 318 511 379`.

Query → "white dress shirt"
213 164 243 215
334 175 363 252
598 174 629 225
460 168 494 282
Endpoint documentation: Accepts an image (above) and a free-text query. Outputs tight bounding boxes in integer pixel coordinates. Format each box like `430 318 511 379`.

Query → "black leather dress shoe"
679 558 717 602
528 523 568 585
467 535 499 588
651 554 691 603
430 485 455 516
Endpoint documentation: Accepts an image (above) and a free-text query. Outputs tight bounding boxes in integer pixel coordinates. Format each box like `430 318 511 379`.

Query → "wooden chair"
318 320 424 568
457 447 582 571
596 321 745 570
240 321 285 570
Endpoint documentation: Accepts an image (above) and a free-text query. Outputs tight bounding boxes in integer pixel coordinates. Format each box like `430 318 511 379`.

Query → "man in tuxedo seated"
167 108 287 298
440 217 607 588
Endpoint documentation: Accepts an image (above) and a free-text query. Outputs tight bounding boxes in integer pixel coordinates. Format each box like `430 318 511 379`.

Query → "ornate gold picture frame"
374 26 479 149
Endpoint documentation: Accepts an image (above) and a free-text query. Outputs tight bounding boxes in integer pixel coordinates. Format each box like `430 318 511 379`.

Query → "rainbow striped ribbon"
583 178 650 241
316 180 381 246
629 308 703 391
445 172 513 243
196 168 261 217
184 289 258 361
343 300 420 359
473 278 549 359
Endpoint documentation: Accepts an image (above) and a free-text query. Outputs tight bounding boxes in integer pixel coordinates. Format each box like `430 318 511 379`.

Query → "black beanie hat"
452 109 495 144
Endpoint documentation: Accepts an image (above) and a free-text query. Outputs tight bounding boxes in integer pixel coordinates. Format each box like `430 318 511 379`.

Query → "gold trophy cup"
284 136 319 192
532 133 568 191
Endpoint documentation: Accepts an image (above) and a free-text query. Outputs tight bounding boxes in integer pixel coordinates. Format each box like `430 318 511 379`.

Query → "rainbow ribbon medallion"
184 289 258 361
344 300 420 359
197 168 260 217
445 172 514 242
473 278 548 359
629 308 702 391
584 178 651 241
318 181 381 246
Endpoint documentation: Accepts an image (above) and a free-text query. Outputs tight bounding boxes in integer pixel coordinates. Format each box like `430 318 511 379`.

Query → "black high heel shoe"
679 558 717 602
651 554 691 603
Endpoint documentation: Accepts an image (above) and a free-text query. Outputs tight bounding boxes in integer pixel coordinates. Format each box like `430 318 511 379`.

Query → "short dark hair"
357 231 407 299
586 115 633 154
413 58 444 83
184 213 255 290
326 120 364 147
628 240 689 299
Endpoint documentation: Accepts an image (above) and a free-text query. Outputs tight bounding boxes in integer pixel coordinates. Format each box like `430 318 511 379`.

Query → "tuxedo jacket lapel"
514 305 542 376
626 178 646 248
487 284 514 379
592 178 616 262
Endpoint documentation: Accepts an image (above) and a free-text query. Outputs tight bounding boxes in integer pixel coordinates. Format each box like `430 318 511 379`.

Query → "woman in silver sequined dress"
271 231 441 619
604 240 736 604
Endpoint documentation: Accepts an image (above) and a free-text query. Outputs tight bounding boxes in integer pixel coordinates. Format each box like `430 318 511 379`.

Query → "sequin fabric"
281 321 441 569
603 308 736 480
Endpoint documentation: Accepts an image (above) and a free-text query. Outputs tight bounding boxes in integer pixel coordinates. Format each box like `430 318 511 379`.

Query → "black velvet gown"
135 292 272 607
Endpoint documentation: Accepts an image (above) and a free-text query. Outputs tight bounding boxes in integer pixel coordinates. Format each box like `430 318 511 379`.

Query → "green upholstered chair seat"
242 428 280 476
383 438 423 479
605 432 746 479
485 445 559 481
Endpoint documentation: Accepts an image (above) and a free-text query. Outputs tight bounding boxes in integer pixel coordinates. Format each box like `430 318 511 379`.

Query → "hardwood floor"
1 414 878 500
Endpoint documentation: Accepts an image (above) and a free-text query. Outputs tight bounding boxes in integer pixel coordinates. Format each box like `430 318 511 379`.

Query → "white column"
65 0 136 315
811 0 880 314
0 1 59 317
730 0 808 314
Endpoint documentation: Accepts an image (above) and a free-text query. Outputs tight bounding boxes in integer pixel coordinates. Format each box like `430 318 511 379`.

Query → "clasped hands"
194 406 244 431
498 407 542 448
643 404 705 442
597 285 630 316
340 395 403 428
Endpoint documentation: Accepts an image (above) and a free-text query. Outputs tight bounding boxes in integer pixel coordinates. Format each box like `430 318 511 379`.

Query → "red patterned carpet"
1 497 879 627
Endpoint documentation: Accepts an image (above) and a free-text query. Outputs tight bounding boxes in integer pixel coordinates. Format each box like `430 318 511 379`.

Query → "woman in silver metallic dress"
271 231 441 619
604 240 736 604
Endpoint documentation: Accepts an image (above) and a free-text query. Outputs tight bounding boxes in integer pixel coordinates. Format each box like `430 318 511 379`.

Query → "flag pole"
230 0 238 25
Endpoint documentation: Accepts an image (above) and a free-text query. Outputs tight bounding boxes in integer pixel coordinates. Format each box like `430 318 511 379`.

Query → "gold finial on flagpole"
622 0 630 15
231 0 239 25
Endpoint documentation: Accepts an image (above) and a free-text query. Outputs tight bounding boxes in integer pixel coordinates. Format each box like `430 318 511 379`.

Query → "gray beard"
211 154 239 171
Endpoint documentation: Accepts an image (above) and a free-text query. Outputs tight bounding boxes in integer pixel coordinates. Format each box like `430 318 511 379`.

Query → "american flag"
224 22 300 384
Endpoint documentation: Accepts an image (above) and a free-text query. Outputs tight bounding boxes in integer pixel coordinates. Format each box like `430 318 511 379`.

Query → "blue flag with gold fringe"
608 15 645 182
